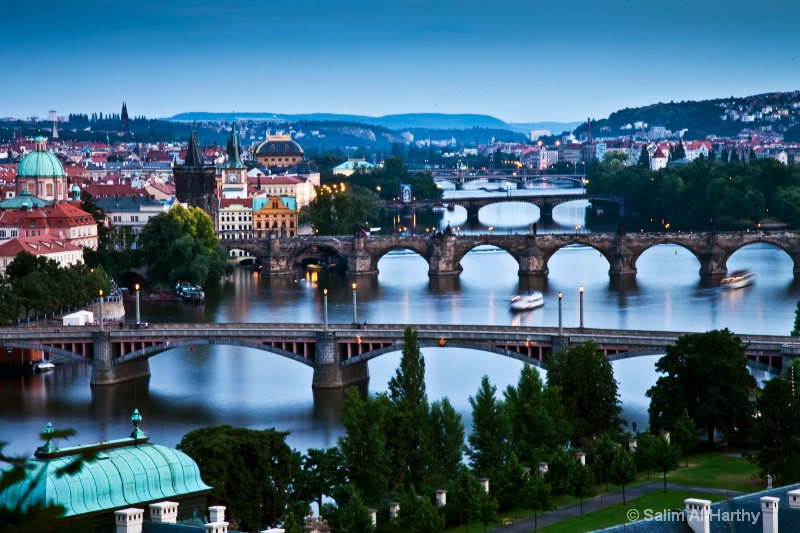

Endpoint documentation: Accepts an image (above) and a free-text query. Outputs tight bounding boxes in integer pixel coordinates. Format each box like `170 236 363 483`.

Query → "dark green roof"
0 188 52 209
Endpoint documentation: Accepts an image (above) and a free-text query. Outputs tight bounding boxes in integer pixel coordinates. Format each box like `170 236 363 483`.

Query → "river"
0 180 793 457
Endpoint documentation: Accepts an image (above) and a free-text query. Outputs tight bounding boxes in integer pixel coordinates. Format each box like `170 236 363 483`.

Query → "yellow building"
253 196 297 237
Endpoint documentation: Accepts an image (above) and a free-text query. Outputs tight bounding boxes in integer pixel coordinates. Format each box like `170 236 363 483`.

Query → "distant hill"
507 122 583 135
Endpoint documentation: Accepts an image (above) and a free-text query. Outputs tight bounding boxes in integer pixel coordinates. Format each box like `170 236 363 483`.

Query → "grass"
662 448 763 493
537 490 726 533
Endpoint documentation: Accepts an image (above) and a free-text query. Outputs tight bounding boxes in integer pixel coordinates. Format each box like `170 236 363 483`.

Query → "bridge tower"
312 332 369 388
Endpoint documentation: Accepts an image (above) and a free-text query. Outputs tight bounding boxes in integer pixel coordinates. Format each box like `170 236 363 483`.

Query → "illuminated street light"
352 282 358 325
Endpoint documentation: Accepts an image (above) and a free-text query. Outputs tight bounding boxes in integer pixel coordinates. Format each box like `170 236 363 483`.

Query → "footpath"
493 482 744 533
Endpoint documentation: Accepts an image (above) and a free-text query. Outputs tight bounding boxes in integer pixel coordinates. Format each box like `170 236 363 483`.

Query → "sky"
2 0 800 124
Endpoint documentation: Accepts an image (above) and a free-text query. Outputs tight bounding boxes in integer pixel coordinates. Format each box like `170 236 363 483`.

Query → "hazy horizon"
3 0 798 123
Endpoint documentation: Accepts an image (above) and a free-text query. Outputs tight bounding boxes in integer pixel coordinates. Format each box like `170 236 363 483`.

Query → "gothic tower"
174 130 217 216
219 122 247 199
121 102 129 133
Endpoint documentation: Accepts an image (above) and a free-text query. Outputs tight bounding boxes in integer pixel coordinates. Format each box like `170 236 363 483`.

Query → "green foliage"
503 365 570 465
300 184 385 235
523 471 553 532
545 448 578 501
672 409 703 467
467 376 509 478
546 341 623 443
281 511 306 533
652 435 681 492
633 432 657 478
347 157 442 201
746 377 800 482
338 388 390 501
327 484 375 533
177 425 298 531
497 452 526 516
428 398 465 483
570 464 596 516
396 486 444 533
607 449 637 504
297 447 346 509
137 204 232 285
647 329 753 441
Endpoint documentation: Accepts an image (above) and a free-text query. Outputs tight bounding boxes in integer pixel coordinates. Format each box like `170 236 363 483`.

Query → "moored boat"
721 269 755 289
175 281 205 303
37 361 55 371
510 290 545 311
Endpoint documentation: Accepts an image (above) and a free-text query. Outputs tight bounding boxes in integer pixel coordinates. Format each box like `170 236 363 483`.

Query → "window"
0 230 5 238
131 216 139 222
113 216 122 222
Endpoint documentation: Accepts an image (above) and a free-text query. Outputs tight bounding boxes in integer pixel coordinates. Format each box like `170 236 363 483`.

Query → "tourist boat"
431 203 447 213
37 361 55 372
720 269 755 289
175 281 205 302
306 263 325 272
509 290 545 311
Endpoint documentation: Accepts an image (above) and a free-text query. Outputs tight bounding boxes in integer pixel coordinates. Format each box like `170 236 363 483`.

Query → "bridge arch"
451 242 520 270
113 339 315 367
287 243 349 268
631 241 703 274
3 341 92 364
370 245 431 272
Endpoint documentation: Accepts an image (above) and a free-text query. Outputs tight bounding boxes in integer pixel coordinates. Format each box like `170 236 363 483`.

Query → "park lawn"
664 449 763 493
537 490 726 533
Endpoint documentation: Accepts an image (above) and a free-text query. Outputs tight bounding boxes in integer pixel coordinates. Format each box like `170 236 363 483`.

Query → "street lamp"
98 289 104 331
134 283 140 325
323 289 328 331
351 282 358 325
579 286 584 329
558 292 563 335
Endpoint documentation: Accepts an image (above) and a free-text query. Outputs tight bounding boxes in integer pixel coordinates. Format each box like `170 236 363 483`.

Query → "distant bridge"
0 324 789 388
417 170 587 190
219 230 800 280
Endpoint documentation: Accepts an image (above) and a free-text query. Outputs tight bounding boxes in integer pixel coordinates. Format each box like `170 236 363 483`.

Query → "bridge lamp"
579 286 584 330
98 289 104 331
323 289 329 331
351 282 358 325
558 292 563 335
134 283 141 325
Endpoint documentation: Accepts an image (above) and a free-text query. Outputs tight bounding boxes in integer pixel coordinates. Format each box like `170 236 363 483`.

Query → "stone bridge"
220 230 800 280
0 323 791 388
423 171 586 190
384 193 623 218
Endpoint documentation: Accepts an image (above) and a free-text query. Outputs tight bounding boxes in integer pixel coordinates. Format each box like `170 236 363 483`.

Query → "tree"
652 435 680 492
338 388 389 500
467 376 509 478
633 432 657 479
387 327 431 488
646 329 753 442
547 341 623 443
570 463 595 516
281 512 305 533
523 470 553 532
498 452 526 517
332 484 375 533
607 449 637 504
299 185 384 235
747 377 800 482
137 204 232 286
298 447 346 510
792 301 800 336
396 486 444 533
504 365 569 464
429 398 465 483
672 139 686 160
474 485 499 533
672 409 702 467
544 448 577 503
638 145 650 168
177 425 298 531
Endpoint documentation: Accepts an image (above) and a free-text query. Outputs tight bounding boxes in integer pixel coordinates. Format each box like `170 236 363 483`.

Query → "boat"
37 361 55 371
306 263 325 272
510 290 545 311
720 269 755 289
430 203 446 213
175 281 205 303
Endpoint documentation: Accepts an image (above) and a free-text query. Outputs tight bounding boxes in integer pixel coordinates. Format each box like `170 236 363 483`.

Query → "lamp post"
579 286 584 329
134 283 140 325
558 292 563 335
323 289 328 331
98 289 104 331
351 282 358 325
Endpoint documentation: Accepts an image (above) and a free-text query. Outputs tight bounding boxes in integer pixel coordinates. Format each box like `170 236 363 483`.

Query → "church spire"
226 122 243 166
184 130 205 167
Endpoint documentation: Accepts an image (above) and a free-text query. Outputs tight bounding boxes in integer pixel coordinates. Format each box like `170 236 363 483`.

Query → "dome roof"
18 148 65 178
255 137 304 157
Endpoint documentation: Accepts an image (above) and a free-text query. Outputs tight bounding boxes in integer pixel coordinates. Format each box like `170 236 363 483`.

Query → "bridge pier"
312 331 369 388
466 206 480 219
517 242 549 277
538 203 554 218
347 235 378 276
90 332 151 386
428 234 463 276
698 242 728 280
608 241 637 278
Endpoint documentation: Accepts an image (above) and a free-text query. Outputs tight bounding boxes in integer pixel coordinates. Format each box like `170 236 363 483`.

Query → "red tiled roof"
83 183 139 199
0 235 82 256
220 198 254 209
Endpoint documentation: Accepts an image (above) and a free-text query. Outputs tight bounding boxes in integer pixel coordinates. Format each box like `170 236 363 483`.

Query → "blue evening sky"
2 0 799 123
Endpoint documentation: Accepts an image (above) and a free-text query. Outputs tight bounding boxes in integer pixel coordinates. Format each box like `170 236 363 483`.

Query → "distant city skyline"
3 0 799 124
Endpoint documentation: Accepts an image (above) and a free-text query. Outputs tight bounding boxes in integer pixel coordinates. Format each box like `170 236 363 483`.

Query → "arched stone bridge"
221 230 800 280
384 193 624 218
423 171 586 190
0 324 790 388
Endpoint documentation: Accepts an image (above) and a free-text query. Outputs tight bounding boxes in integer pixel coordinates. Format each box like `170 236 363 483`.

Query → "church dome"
18 137 66 178
255 136 304 157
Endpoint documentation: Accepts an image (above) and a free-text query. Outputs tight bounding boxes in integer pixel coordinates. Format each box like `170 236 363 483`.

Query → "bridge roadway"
383 192 623 218
221 230 800 280
425 171 586 190
0 323 793 388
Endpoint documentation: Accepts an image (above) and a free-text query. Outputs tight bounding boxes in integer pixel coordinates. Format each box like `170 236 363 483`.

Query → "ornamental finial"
130 409 146 440
39 422 57 454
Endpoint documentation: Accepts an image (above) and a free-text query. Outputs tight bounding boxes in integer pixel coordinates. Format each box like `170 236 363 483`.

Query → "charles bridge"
222 230 800 280
0 323 793 388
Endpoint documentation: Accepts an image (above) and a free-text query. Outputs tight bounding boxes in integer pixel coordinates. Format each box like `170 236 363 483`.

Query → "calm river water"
0 181 793 456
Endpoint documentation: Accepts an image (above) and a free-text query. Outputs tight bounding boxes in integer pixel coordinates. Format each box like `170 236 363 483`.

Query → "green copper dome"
18 138 66 178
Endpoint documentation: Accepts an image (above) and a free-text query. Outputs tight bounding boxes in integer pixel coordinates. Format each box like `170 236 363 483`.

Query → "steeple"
223 122 245 169
121 102 129 132
184 130 205 167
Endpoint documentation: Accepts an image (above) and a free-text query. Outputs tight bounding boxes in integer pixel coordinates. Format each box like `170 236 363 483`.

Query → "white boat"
510 290 545 311
721 269 755 289
37 362 55 371
175 281 205 302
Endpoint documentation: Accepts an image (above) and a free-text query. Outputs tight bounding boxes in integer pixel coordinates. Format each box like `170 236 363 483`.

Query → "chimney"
761 496 778 533
479 478 490 492
684 498 711 533
628 439 638 452
538 462 548 477
209 506 226 523
575 452 586 465
368 509 377 527
115 508 144 533
389 502 400 519
205 523 229 533
435 490 447 507
788 488 800 509
149 501 178 523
